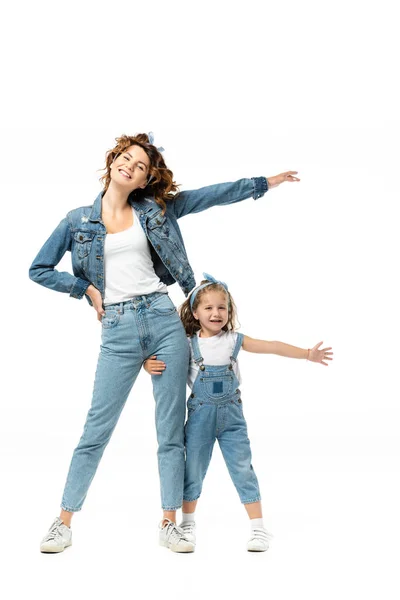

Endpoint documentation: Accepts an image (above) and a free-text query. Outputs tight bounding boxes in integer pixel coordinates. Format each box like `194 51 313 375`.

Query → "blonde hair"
179 281 238 336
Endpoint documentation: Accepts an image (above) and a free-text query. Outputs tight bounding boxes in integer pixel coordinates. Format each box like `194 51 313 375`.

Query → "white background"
1 1 399 598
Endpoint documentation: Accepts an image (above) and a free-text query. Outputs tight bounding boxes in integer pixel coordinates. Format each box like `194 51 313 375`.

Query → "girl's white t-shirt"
187 330 242 389
104 207 168 305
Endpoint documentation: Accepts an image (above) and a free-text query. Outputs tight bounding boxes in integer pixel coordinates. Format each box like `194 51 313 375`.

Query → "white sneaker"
159 519 195 553
40 517 72 553
178 520 196 544
247 527 273 552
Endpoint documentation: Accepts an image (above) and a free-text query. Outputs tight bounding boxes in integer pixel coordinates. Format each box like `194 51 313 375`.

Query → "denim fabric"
61 292 189 512
184 333 261 504
29 177 268 304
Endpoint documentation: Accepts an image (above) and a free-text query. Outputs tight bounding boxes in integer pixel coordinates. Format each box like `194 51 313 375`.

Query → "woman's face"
193 290 229 336
110 144 151 191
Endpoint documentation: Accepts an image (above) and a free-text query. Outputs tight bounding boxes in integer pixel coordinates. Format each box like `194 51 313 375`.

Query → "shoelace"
43 520 63 542
249 528 274 542
163 521 187 543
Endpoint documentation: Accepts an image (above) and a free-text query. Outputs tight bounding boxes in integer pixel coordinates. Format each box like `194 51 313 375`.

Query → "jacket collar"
89 191 156 223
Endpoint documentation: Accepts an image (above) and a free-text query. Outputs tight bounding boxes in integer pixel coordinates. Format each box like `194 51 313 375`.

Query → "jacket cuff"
70 277 91 300
251 176 268 200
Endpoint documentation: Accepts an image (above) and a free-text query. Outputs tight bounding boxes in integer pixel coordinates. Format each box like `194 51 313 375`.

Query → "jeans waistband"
104 291 167 312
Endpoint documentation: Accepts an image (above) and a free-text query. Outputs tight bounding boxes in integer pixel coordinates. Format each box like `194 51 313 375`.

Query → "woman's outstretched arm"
171 172 299 219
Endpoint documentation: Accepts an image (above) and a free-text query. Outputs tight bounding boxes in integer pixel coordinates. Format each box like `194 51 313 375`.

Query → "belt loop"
119 302 124 314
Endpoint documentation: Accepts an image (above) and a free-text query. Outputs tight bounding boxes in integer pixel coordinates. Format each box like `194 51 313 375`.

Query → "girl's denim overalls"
184 333 261 504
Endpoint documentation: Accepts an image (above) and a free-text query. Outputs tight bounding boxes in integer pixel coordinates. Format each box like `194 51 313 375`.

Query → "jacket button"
200 365 205 371
156 244 161 251
236 389 239 394
238 398 242 404
156 219 161 225
190 393 195 398
228 365 233 370
166 259 170 265
79 235 83 241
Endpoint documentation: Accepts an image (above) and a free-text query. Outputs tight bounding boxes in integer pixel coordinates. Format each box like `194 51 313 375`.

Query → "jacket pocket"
73 231 95 259
147 213 170 239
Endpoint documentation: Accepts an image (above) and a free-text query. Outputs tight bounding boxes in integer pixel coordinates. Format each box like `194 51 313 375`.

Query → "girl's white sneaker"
159 519 195 553
40 517 72 553
247 527 273 552
178 520 196 544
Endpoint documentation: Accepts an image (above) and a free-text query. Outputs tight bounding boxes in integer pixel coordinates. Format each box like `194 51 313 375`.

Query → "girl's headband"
189 272 229 309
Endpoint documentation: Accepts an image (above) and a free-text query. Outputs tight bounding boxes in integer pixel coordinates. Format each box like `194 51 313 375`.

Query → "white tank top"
187 331 242 389
104 207 168 305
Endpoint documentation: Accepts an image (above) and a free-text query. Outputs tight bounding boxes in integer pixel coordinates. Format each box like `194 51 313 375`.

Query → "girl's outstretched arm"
242 336 333 366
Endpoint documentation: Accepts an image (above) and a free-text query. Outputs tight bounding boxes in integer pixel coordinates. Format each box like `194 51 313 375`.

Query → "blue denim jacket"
29 177 268 304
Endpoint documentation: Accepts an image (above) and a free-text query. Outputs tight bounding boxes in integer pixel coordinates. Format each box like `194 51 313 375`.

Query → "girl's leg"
244 501 263 519
182 499 198 514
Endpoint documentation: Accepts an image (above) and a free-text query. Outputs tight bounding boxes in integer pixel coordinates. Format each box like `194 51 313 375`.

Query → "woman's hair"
99 133 180 213
179 280 238 336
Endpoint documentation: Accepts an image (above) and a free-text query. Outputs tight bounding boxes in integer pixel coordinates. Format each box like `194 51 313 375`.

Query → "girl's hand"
86 284 106 322
143 356 166 375
267 171 300 189
308 342 333 366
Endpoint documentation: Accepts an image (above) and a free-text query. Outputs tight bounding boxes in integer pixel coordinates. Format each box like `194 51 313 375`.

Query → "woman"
29 132 299 553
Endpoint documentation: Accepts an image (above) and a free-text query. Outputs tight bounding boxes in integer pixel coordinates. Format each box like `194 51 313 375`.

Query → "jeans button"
190 393 195 398
238 399 242 404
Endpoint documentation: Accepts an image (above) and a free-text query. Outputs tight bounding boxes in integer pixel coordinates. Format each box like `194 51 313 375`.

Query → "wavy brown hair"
99 133 180 213
179 280 238 337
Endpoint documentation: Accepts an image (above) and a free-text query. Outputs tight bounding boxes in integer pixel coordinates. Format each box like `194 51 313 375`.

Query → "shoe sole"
159 540 195 553
40 540 72 553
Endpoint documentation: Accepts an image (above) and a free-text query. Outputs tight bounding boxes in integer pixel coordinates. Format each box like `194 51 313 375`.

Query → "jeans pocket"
148 294 176 316
101 308 120 329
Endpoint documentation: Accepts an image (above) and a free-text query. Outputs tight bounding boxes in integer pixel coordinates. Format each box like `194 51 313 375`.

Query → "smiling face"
110 144 151 192
192 289 229 337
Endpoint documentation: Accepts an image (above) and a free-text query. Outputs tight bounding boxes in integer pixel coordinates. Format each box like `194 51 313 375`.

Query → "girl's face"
110 144 150 191
193 290 229 337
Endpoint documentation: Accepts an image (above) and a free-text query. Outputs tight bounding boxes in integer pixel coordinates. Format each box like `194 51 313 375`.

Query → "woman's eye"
124 155 130 160
139 165 144 171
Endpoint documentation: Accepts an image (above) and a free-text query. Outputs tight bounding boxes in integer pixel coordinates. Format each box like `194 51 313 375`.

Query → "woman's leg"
150 313 189 518
61 307 143 513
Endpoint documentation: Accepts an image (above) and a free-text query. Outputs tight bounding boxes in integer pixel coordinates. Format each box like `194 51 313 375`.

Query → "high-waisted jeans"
61 292 189 512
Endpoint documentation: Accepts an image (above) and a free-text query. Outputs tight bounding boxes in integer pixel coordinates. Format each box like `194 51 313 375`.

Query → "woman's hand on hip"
86 284 106 322
267 171 300 188
143 356 166 375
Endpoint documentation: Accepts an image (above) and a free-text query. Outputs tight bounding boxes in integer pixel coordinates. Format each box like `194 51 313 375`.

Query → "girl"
144 274 333 551
29 132 299 554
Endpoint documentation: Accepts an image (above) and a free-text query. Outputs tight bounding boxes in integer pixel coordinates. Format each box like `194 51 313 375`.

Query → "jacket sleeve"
29 216 91 299
170 177 268 220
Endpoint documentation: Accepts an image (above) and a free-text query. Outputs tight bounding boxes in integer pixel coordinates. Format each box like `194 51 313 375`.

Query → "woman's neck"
102 181 131 215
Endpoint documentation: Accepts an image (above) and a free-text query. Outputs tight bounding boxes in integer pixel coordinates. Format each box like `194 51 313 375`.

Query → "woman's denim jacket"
29 177 268 304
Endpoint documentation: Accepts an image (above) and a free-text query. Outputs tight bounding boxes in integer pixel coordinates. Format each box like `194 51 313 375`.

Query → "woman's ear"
192 311 198 321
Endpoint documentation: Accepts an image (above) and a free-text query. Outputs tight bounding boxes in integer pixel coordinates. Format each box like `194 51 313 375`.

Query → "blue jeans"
61 292 189 512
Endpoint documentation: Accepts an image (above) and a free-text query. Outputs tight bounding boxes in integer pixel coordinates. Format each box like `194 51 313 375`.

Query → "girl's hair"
179 280 238 336
99 133 180 213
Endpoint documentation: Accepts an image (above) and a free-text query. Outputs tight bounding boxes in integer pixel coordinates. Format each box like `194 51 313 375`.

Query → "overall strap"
190 334 204 367
230 332 244 363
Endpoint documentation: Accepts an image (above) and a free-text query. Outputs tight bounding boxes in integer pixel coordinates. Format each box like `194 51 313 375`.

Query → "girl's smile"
192 290 229 337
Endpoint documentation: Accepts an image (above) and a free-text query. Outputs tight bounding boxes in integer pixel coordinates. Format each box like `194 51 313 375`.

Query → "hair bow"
189 272 229 309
